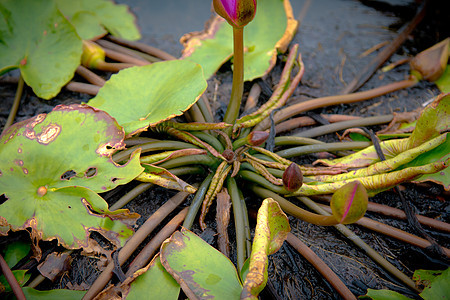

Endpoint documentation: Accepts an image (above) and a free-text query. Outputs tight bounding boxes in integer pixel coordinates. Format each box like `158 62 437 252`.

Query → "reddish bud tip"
247 131 269 146
282 163 303 192
37 186 47 197
330 181 368 224
222 149 235 162
20 58 27 66
213 0 257 28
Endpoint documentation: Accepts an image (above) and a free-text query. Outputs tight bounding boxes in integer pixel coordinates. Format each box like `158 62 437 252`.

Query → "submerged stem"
223 27 244 126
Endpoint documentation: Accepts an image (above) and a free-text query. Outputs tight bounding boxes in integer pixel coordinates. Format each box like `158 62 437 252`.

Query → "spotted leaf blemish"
37 123 61 144
14 159 24 166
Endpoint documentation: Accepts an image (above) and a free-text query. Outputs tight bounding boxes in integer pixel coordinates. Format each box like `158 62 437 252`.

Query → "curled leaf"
241 198 290 299
137 164 197 193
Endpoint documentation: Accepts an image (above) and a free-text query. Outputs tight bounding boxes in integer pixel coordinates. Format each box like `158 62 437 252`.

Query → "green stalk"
227 177 247 271
183 174 214 230
250 185 338 226
275 141 371 158
190 131 225 153
223 27 244 125
158 155 219 170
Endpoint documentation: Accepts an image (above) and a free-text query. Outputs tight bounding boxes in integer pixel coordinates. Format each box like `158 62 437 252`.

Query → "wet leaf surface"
0 0 82 99
160 228 242 299
0 104 143 249
88 60 207 136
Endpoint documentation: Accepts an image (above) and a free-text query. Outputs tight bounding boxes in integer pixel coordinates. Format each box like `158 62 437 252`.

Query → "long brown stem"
286 233 356 300
82 191 191 300
312 195 450 233
0 254 26 300
99 44 150 66
65 82 100 95
1 75 24 135
254 78 418 131
107 35 177 61
75 66 105 86
125 207 188 276
319 204 450 258
275 114 361 134
96 39 159 63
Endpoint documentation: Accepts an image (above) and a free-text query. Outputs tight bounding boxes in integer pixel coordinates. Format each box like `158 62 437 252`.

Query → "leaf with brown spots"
160 228 242 299
0 104 143 250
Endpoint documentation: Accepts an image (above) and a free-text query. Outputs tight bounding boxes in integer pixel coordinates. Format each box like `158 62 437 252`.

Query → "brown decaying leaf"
37 252 72 282
216 189 231 257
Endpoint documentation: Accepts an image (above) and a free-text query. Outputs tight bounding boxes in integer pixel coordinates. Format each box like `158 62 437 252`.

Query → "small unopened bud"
222 149 235 162
81 40 105 69
213 0 257 28
330 181 368 224
247 131 269 146
282 163 303 192
410 38 449 82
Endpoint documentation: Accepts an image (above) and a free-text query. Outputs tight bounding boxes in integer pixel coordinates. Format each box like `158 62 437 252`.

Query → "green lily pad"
95 253 180 300
5 287 86 300
0 104 143 249
363 289 412 300
241 198 290 299
56 0 141 40
160 228 242 299
0 0 82 99
88 60 207 136
181 0 298 81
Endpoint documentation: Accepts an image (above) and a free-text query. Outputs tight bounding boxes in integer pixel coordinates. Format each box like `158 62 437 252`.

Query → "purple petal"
221 0 238 20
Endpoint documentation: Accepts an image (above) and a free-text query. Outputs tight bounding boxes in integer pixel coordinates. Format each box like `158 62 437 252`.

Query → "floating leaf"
363 289 412 300
88 61 207 136
0 0 82 99
4 287 86 300
0 104 143 249
160 228 242 299
181 0 298 81
241 198 290 299
95 253 180 300
56 0 141 40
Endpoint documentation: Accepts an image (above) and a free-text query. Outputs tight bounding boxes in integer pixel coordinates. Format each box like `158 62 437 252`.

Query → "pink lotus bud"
330 181 368 224
213 0 257 28
247 131 269 146
282 163 303 192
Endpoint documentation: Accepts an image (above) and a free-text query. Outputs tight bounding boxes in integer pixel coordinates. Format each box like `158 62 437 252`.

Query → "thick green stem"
250 185 339 226
183 174 214 230
227 177 247 272
223 27 244 125
275 141 371 158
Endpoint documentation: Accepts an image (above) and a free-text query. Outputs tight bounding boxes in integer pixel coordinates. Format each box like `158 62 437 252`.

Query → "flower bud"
330 181 368 224
213 0 257 28
282 163 303 192
222 149 235 162
81 40 105 69
247 130 269 146
410 38 449 82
